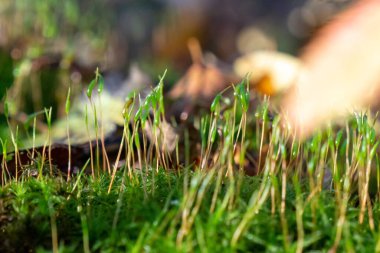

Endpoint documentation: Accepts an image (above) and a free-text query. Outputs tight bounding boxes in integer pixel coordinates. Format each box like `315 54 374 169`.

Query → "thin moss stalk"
85 105 95 178
65 86 72 181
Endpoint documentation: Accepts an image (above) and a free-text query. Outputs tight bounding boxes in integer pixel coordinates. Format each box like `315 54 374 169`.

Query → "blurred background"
0 0 353 143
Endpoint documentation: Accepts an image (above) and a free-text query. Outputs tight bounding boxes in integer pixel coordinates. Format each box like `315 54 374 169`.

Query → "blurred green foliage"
0 51 14 100
0 51 14 145
0 0 116 141
0 0 111 44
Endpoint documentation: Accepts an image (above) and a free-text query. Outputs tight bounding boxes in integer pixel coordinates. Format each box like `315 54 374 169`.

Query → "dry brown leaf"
169 63 230 101
168 40 238 120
